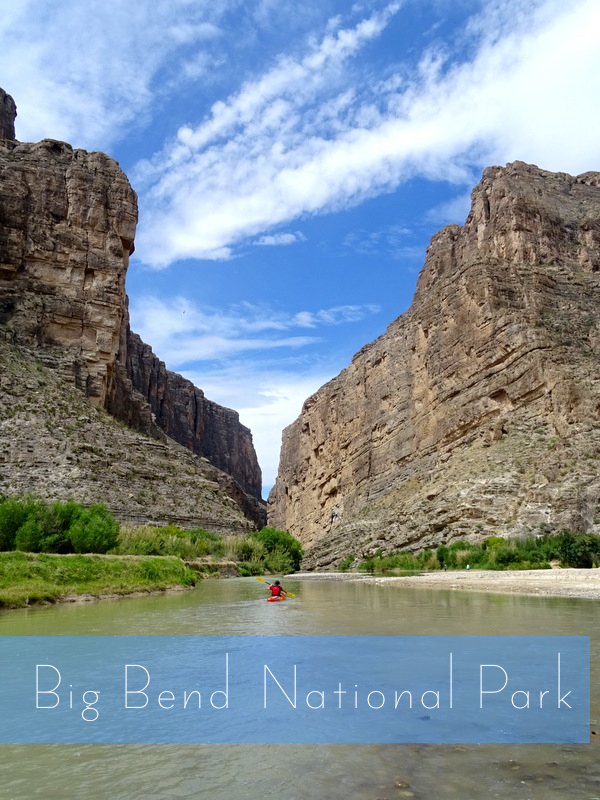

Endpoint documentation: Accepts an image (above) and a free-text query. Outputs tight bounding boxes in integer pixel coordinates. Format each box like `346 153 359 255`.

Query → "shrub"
237 561 264 577
188 528 226 557
250 527 303 571
554 531 600 568
264 545 295 575
338 554 355 572
435 545 449 567
0 497 39 550
68 504 119 554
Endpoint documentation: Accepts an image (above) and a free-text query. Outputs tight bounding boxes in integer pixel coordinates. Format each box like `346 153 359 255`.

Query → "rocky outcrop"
268 162 600 568
0 136 136 406
0 89 16 141
0 89 265 529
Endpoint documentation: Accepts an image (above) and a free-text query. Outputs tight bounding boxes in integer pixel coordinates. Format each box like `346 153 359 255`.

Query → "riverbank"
292 568 600 599
0 551 200 609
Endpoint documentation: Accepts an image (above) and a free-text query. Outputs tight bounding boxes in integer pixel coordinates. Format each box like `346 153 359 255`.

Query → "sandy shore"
291 568 600 600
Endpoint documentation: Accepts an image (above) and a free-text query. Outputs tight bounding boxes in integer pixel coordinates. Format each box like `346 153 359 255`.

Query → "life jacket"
270 584 283 596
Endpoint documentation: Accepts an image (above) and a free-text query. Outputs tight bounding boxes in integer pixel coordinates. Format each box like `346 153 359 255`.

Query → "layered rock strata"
0 89 264 528
268 162 600 568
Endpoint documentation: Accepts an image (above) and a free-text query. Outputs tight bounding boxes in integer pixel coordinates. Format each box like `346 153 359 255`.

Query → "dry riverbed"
292 568 600 599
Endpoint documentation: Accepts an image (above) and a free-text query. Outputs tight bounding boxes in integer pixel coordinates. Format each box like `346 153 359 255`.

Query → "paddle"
255 575 296 598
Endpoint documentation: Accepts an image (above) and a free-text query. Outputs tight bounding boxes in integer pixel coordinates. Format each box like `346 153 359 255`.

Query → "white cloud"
133 0 600 267
425 192 472 225
343 223 412 256
0 0 233 149
129 296 380 365
253 232 306 246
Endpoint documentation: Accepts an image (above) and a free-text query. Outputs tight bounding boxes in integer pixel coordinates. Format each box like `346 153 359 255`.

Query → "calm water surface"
1 578 598 799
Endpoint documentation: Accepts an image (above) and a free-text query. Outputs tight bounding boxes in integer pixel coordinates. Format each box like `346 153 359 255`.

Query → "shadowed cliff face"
268 162 600 569
0 89 16 141
0 88 265 528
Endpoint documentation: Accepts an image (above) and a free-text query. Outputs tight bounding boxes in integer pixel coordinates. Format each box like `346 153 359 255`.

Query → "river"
1 577 598 799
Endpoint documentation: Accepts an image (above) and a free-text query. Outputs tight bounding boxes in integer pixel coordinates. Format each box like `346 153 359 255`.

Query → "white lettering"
511 691 529 709
36 665 61 709
558 653 572 708
395 690 412 708
158 691 175 710
421 691 440 709
125 665 150 708
480 664 508 707
367 691 385 709
211 653 229 709
306 690 325 709
82 690 100 721
264 664 296 708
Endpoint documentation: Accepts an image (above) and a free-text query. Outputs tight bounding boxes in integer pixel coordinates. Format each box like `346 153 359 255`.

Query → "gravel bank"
291 569 600 599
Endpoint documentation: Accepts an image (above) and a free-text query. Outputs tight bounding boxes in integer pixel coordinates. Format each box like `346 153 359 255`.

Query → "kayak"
266 595 286 602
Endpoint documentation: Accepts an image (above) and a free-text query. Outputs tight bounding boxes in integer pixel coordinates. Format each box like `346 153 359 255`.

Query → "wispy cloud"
253 232 306 246
343 224 412 257
0 0 235 149
133 0 600 266
129 296 380 365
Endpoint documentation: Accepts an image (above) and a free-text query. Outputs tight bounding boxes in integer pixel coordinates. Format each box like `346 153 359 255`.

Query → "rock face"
0 89 264 529
0 136 136 406
268 162 600 568
111 325 262 499
0 89 16 141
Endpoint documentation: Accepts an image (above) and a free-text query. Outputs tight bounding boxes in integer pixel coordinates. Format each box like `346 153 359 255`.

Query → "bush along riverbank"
0 496 304 608
341 532 600 574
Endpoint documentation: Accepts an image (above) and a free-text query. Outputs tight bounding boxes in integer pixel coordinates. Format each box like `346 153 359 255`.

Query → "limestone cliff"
268 162 600 568
0 89 264 529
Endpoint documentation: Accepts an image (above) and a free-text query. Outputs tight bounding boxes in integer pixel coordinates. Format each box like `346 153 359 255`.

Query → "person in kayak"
268 580 287 598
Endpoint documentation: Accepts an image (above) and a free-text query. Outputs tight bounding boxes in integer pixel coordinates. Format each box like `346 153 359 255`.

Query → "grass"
0 551 197 608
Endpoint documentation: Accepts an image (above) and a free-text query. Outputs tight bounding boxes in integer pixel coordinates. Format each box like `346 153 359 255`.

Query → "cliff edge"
0 89 264 529
268 162 600 568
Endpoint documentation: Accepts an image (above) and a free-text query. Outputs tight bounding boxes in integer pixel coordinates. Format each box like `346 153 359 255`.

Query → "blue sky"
2 0 600 495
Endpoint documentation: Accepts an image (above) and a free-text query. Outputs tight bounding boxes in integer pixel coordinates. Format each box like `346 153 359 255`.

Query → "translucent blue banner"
0 636 589 743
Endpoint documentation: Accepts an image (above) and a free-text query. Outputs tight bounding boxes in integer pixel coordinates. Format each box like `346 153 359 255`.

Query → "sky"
2 0 600 497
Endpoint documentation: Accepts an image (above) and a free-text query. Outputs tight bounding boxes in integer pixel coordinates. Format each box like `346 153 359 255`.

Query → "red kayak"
266 595 287 602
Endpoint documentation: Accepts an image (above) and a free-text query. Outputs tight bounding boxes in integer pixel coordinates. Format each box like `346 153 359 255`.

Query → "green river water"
0 577 598 799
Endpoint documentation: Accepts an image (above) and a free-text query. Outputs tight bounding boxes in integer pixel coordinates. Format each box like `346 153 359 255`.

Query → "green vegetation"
0 497 303 607
0 551 196 608
338 553 356 572
354 531 600 574
0 496 118 554
114 524 303 575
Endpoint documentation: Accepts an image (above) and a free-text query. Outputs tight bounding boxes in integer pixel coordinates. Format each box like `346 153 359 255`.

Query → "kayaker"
268 580 287 598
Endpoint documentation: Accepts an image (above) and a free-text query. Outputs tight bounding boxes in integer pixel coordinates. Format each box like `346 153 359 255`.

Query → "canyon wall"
268 162 600 568
0 89 264 529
